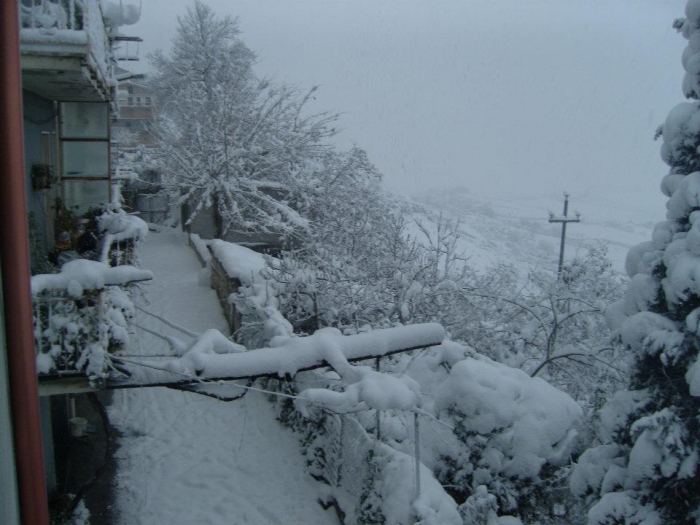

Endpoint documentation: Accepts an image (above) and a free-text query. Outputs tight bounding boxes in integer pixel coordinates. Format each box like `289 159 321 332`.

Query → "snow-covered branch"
111 323 445 390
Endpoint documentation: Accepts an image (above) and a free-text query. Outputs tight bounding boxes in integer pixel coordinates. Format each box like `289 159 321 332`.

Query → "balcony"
33 208 152 392
19 0 114 102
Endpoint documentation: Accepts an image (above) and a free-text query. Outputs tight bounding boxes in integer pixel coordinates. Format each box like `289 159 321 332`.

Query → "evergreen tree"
572 2 700 523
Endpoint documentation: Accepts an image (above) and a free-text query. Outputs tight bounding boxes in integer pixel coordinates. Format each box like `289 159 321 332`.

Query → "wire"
112 355 453 429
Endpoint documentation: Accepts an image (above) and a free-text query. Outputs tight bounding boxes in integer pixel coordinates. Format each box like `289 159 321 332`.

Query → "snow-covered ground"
413 186 655 275
109 231 336 525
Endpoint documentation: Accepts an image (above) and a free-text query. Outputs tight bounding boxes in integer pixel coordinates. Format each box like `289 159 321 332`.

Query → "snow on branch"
111 323 445 393
31 259 153 297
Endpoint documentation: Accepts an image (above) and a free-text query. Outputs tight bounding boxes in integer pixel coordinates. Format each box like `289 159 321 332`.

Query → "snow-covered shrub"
459 246 627 416
276 382 461 525
34 284 137 382
32 258 151 382
208 239 294 348
395 342 584 524
574 3 700 522
267 168 472 334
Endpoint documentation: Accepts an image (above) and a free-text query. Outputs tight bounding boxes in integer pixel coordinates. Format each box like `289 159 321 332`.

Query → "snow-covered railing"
97 208 148 266
207 239 268 333
32 259 152 385
21 0 83 31
189 233 211 268
20 0 115 98
318 415 460 525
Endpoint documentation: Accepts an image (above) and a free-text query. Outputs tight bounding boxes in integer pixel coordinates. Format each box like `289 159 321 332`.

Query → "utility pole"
548 193 581 275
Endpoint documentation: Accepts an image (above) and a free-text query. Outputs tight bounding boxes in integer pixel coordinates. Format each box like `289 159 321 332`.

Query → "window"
59 102 110 214
60 103 108 139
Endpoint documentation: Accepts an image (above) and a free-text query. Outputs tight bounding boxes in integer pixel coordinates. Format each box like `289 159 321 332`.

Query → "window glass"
62 142 109 178
60 102 109 139
62 180 109 214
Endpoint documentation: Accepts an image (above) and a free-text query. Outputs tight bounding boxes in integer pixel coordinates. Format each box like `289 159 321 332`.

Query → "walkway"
109 230 335 525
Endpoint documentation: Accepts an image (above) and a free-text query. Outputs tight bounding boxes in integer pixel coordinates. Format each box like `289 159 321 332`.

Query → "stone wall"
209 253 242 334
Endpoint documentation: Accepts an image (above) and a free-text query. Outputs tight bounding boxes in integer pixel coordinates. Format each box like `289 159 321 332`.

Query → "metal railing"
20 0 114 97
20 0 84 31
33 288 107 376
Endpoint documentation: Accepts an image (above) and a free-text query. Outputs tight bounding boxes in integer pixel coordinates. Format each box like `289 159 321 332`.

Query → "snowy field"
108 231 336 525
413 187 655 275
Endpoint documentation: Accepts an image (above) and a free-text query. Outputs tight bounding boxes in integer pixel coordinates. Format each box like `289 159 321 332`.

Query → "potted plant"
30 163 54 191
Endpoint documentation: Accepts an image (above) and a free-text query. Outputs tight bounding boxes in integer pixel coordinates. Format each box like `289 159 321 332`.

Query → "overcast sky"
127 0 687 223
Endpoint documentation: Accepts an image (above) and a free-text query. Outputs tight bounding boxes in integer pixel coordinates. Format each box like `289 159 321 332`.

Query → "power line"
548 193 581 275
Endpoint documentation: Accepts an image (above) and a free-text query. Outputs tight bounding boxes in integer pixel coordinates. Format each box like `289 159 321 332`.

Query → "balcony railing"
32 207 151 386
20 0 114 101
32 259 152 385
21 0 84 31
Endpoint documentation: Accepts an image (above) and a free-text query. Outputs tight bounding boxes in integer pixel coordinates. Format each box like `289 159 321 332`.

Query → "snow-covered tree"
150 2 336 239
572 3 700 523
445 246 626 416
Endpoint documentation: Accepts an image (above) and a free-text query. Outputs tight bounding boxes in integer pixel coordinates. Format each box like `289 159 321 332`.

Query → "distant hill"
409 186 656 276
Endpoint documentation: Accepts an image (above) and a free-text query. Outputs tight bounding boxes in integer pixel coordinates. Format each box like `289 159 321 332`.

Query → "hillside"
411 186 657 275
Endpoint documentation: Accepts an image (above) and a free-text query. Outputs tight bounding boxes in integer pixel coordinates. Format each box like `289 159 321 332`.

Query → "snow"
98 208 149 263
435 356 583 479
570 444 626 497
36 351 54 374
20 0 116 94
20 28 88 45
587 492 662 525
685 353 700 394
617 312 677 351
297 365 423 413
210 239 266 283
101 1 141 28
373 443 461 525
31 259 152 296
111 230 337 524
124 322 445 385
660 103 700 164
189 233 212 265
416 187 654 276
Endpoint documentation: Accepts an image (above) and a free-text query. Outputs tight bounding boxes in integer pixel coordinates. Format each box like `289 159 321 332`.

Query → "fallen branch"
107 323 445 390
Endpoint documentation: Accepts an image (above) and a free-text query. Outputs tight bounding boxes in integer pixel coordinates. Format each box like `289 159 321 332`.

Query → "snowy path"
109 231 335 525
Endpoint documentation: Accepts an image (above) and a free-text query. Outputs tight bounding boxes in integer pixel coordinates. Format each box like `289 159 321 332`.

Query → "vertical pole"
0 1 50 523
375 357 381 441
414 412 421 501
548 194 581 277
557 195 569 275
338 414 345 488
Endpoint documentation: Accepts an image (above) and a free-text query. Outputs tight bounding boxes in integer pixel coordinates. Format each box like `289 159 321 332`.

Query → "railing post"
375 356 381 440
338 414 345 488
69 0 76 31
29 1 37 29
414 412 421 501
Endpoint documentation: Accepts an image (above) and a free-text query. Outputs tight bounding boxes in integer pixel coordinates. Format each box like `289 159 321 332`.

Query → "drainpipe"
0 2 50 525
